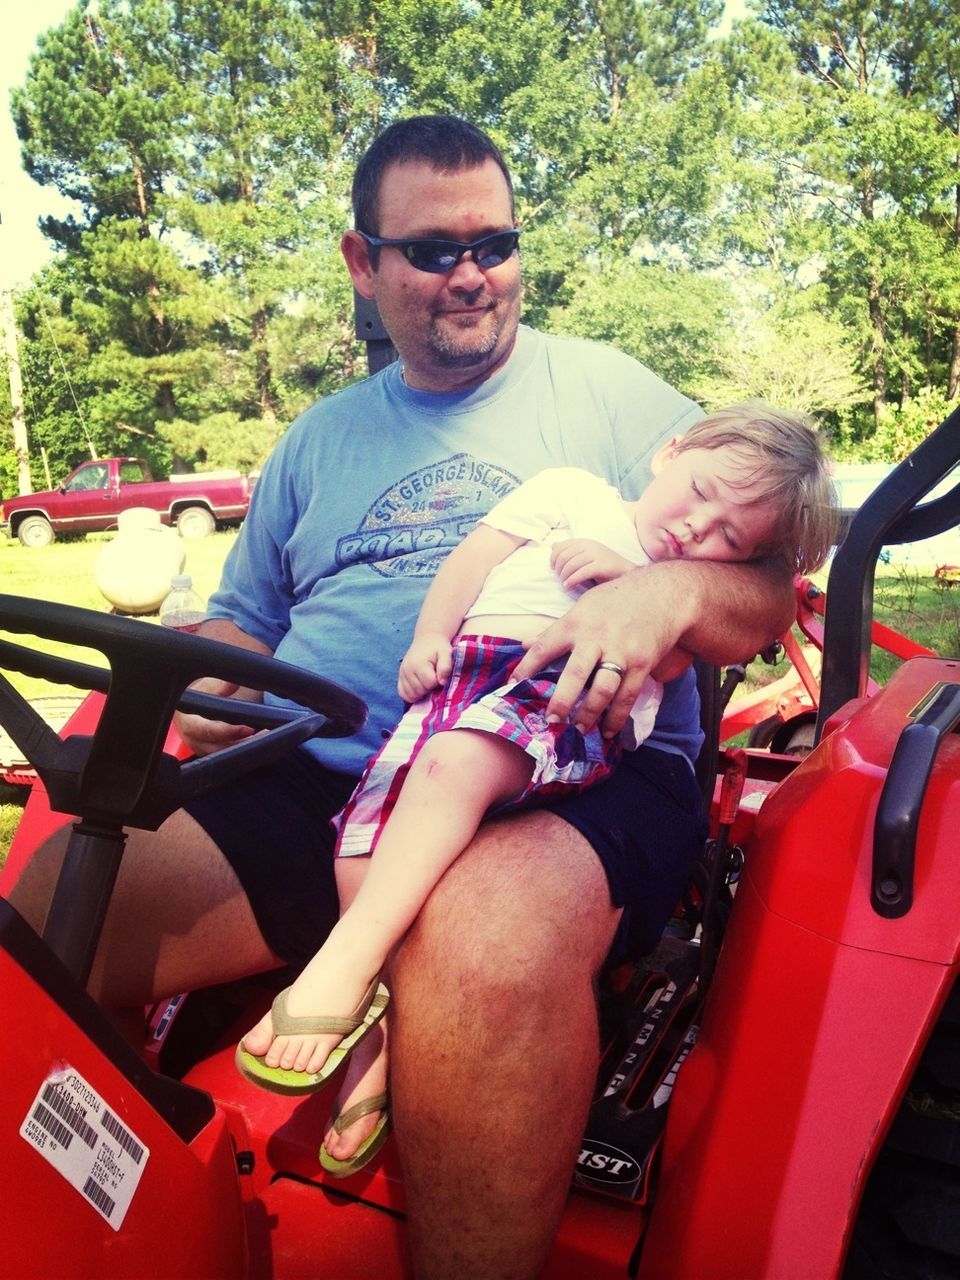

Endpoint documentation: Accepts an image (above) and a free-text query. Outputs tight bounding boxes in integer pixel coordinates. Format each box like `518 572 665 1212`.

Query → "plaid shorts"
333 634 622 857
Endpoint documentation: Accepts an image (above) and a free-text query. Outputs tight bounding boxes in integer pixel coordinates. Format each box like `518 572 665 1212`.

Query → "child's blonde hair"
674 403 839 574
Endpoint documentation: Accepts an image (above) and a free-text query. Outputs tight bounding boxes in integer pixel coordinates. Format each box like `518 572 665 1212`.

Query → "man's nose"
446 251 487 289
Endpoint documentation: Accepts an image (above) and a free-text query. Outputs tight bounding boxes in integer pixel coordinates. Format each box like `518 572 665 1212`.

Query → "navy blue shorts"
184 743 706 969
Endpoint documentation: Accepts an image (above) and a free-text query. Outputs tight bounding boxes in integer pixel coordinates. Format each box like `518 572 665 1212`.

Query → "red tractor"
1 402 958 1278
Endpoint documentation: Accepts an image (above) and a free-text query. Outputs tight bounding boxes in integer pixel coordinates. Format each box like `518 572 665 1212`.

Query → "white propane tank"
94 508 186 614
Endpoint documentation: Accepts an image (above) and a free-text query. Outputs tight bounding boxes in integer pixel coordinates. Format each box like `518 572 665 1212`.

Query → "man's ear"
341 230 377 299
650 436 684 475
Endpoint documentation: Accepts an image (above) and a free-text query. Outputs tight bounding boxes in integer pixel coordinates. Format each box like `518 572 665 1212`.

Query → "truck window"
66 463 109 492
119 461 147 485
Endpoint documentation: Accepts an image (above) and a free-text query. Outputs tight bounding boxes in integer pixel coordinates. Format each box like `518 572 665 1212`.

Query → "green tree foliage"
12 0 183 239
168 0 371 420
693 289 870 416
887 0 960 401
12 1 220 473
549 260 732 397
4 0 960 485
159 412 281 473
754 1 960 435
8 0 378 477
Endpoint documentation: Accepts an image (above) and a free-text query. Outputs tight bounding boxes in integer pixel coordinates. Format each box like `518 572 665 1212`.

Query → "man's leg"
8 809 284 1007
391 807 620 1280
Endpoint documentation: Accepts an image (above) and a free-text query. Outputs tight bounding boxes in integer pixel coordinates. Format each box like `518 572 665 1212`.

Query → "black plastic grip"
871 682 960 918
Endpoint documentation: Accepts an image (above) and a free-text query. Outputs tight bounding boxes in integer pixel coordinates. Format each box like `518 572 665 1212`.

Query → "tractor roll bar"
818 403 960 729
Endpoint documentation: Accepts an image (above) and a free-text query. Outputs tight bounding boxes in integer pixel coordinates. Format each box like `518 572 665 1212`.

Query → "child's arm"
550 538 637 590
398 523 526 702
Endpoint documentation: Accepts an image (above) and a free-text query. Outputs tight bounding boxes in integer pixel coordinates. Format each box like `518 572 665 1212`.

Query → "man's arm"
174 618 274 757
513 557 795 736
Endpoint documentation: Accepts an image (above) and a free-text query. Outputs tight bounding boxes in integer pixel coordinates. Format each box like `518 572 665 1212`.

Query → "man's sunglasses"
356 229 520 274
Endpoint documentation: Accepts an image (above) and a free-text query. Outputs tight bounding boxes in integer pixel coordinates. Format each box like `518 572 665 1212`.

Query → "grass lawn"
871 564 960 681
734 562 960 715
0 530 237 698
1 539 958 869
0 529 238 866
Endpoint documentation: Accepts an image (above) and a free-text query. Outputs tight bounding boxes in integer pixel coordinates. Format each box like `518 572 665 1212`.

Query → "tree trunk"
0 283 32 494
252 307 278 422
948 327 960 401
867 272 887 431
132 157 149 224
900 316 911 408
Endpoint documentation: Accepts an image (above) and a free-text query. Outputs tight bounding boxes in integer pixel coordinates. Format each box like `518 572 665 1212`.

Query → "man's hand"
513 573 687 737
550 538 634 589
174 676 261 757
512 557 794 738
172 617 273 757
398 633 453 703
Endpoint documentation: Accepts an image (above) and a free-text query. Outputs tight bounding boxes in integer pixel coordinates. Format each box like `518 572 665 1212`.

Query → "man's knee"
395 810 619 989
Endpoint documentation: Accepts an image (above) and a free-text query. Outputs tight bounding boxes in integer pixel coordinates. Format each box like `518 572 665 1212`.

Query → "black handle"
872 682 960 917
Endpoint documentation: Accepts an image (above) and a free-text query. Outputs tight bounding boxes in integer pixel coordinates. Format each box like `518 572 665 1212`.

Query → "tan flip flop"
319 1092 390 1178
235 977 389 1095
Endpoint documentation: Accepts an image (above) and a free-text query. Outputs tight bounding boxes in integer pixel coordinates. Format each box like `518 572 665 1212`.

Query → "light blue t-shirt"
209 325 704 773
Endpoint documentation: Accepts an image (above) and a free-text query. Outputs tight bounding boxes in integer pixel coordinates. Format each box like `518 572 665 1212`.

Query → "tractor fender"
638 656 960 1279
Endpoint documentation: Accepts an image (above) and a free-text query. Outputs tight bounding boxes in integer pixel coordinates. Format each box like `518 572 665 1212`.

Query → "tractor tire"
176 505 216 540
747 715 781 749
747 714 818 756
769 715 817 756
16 516 55 548
843 978 960 1278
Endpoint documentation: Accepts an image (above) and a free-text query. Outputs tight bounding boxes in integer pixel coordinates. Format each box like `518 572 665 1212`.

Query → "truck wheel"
17 516 55 548
843 978 960 1277
176 506 216 540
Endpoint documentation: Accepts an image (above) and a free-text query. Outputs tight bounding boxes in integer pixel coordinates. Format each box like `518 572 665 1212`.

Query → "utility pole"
0 209 33 495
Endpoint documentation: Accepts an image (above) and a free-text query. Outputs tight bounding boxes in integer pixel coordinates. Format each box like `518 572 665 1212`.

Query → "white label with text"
20 1065 150 1230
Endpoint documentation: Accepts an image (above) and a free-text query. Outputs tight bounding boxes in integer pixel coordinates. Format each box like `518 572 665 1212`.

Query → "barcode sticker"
20 1066 150 1230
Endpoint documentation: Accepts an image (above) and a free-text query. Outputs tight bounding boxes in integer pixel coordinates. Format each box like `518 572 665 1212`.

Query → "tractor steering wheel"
0 593 370 985
0 593 367 830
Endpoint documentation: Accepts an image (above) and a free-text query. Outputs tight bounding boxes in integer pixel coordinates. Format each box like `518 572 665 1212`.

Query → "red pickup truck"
1 457 253 547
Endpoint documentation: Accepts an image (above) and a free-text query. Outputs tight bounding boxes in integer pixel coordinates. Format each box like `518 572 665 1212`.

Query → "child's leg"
242 731 533 1076
330 729 533 962
322 856 388 1160
322 1015 389 1162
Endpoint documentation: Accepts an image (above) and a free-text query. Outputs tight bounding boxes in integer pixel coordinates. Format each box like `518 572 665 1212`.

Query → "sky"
0 0 77 288
0 0 752 291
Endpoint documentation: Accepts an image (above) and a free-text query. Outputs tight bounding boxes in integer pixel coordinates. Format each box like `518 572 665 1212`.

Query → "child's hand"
551 539 634 589
398 633 453 702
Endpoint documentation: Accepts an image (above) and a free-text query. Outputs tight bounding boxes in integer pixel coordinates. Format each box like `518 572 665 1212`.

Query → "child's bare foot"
323 1019 389 1163
241 948 382 1077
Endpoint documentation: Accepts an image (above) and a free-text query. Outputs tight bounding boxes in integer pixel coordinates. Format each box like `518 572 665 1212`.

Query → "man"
11 116 793 1277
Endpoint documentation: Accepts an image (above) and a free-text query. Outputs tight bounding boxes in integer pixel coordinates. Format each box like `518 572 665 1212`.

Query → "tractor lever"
871 681 960 917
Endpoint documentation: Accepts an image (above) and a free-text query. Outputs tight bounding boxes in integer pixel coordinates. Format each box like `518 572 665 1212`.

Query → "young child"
236 404 838 1172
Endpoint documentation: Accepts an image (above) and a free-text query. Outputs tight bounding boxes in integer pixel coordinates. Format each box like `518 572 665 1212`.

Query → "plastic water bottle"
159 574 206 633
